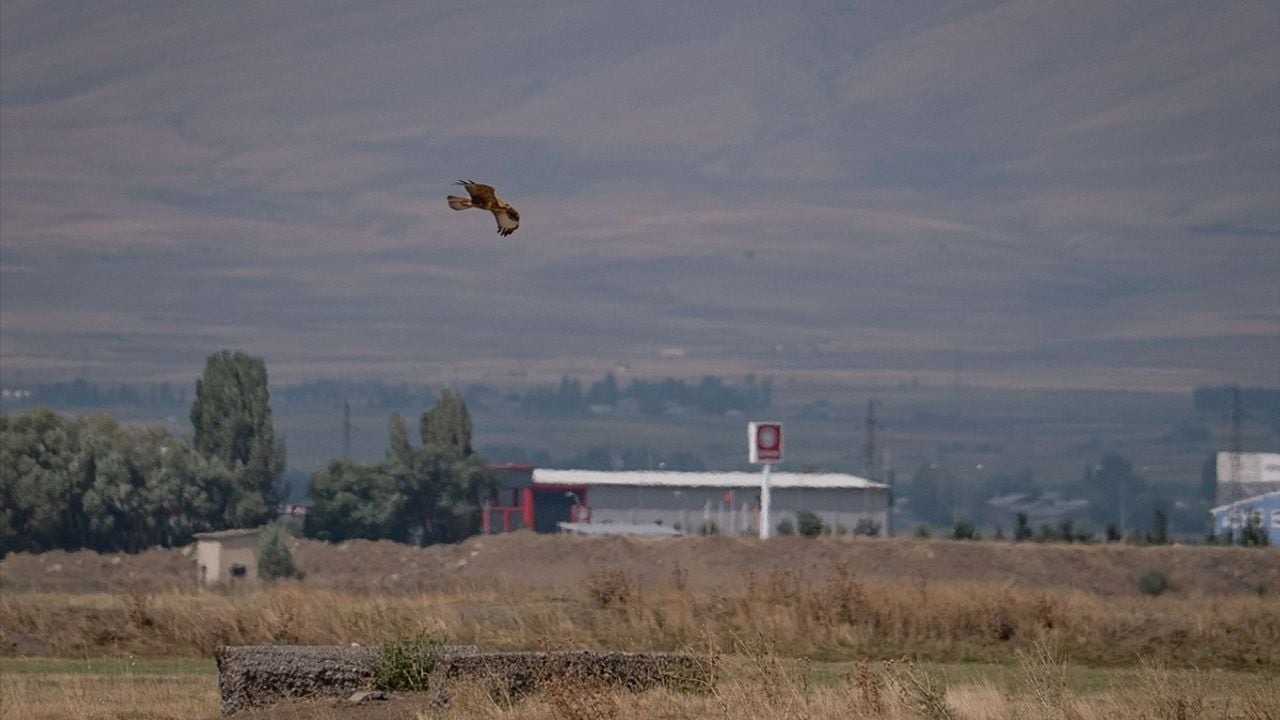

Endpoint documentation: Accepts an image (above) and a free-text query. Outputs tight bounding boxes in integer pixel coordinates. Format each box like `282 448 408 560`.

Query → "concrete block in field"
214 644 476 715
215 645 711 716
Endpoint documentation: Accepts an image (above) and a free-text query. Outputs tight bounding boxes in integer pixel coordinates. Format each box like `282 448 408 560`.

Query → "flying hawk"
447 180 520 236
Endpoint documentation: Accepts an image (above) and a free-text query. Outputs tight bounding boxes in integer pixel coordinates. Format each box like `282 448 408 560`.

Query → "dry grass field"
2 652 1278 720
2 534 1278 718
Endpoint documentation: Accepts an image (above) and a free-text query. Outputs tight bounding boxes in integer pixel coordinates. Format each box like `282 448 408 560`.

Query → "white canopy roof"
533 468 888 490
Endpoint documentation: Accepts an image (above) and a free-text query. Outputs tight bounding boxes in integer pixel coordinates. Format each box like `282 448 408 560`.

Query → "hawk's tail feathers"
447 196 472 210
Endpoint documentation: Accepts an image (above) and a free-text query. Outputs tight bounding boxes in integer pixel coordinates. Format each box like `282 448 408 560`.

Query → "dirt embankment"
2 533 1276 597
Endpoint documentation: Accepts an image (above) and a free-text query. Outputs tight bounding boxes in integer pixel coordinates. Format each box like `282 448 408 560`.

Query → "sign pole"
748 421 782 540
760 462 772 539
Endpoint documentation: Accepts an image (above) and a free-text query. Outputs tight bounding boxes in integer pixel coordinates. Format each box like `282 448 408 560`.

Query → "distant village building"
193 529 260 586
483 466 890 536
1210 491 1280 545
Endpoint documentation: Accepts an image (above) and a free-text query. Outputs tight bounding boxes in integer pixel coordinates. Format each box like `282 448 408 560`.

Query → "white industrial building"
531 469 890 537
1215 452 1280 504
1210 490 1280 546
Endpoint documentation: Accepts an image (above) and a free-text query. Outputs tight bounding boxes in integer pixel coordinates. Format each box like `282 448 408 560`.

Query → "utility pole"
342 401 353 459
863 398 881 481
1228 385 1243 503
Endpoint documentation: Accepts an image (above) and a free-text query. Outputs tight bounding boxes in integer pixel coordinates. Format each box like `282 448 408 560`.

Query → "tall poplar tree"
416 390 490 543
190 350 286 526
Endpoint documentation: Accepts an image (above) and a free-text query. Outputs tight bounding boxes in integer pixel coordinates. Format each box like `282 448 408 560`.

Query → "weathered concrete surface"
215 644 476 716
216 645 712 716
429 650 713 703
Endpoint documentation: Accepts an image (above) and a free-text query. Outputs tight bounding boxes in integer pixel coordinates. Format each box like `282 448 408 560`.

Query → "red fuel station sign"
749 422 783 464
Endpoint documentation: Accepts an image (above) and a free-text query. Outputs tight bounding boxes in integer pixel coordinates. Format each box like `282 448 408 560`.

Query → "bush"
795 510 825 538
257 525 300 580
372 633 440 691
698 520 720 536
1146 508 1169 545
952 519 979 540
776 518 795 536
1138 569 1170 597
914 524 931 539
1057 519 1076 543
586 568 633 608
853 518 881 537
1013 512 1032 542
1240 512 1270 547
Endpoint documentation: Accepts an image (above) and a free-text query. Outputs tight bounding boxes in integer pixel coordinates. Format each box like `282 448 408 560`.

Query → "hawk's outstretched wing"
493 208 519 237
455 180 497 208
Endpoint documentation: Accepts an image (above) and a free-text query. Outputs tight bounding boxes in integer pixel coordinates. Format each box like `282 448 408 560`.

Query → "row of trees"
2 348 501 555
512 373 773 417
303 391 494 544
0 379 189 411
0 351 284 555
2 372 778 420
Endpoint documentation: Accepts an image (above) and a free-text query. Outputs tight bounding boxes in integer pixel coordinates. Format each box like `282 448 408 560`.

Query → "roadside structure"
1209 490 1280 545
193 528 260 586
483 466 890 537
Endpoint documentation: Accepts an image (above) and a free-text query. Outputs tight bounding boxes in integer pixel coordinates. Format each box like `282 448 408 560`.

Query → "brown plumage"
447 179 520 236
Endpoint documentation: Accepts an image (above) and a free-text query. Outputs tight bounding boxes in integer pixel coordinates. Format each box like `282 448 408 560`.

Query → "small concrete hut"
193 528 260 586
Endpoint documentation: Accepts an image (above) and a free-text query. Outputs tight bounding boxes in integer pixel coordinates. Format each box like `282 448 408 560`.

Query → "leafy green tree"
2 409 233 554
0 407 246 555
388 413 414 468
0 409 84 553
258 525 299 580
78 413 153 553
1013 512 1032 542
1147 508 1169 545
304 459 405 542
412 391 493 543
190 350 286 526
301 392 494 546
556 376 585 414
419 389 472 457
154 446 238 543
586 373 619 408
